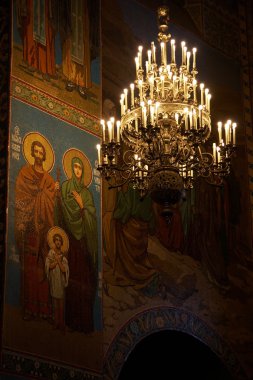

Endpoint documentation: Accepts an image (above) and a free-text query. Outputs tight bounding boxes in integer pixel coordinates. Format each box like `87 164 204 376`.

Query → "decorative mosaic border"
238 1 253 230
11 77 101 137
103 307 248 380
1 350 102 380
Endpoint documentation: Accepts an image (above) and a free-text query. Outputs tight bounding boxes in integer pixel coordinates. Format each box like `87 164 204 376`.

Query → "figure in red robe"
15 139 57 320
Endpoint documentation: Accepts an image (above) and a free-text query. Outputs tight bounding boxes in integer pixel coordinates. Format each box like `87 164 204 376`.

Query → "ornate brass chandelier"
97 6 237 221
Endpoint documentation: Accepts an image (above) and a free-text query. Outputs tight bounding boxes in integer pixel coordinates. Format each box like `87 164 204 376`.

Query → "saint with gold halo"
55 148 98 333
47 226 69 254
15 132 58 320
45 226 69 332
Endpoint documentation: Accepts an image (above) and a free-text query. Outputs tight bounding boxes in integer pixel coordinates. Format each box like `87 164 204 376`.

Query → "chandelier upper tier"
97 5 237 216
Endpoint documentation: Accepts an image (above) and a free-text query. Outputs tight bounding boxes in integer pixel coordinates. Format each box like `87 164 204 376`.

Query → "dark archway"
103 307 248 380
118 330 233 379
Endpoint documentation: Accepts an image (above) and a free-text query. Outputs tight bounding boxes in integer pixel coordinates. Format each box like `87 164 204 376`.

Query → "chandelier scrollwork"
96 6 237 221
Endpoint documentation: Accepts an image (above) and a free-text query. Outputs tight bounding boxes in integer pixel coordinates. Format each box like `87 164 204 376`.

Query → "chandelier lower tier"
97 6 237 221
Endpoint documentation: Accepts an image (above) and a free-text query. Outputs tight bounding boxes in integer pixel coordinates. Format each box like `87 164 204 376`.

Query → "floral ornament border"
2 350 102 380
103 307 248 380
11 77 101 137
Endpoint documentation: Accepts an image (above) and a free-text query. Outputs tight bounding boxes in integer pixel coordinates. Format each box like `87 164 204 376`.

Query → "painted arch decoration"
103 307 248 380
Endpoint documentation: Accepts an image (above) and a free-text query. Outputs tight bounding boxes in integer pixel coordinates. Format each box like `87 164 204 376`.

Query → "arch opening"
118 330 233 379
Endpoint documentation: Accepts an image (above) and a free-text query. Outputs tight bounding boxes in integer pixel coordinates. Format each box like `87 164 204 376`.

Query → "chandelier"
97 6 237 222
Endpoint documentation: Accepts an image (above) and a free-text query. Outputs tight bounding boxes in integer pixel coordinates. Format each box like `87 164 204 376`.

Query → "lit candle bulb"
171 39 175 63
147 49 151 68
213 143 217 164
120 94 125 115
193 109 197 128
175 113 179 125
151 41 156 63
205 88 209 109
124 88 128 111
138 45 143 69
149 76 154 100
217 146 221 163
192 47 197 69
135 56 139 76
160 42 165 65
217 121 222 144
145 61 149 74
198 105 203 128
183 46 187 66
181 41 185 65
186 51 191 72
227 120 232 144
232 122 237 145
225 123 229 145
130 83 135 108
110 117 115 139
116 121 121 143
107 121 113 142
96 144 101 165
100 119 105 141
143 106 147 128
163 42 167 66
200 83 204 106
207 93 211 113
189 111 193 129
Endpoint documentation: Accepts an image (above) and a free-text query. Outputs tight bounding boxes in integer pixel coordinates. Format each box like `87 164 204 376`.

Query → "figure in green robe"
55 156 98 333
104 183 158 292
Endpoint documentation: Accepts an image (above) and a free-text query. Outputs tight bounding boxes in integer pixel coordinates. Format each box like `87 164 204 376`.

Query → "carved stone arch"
103 306 248 380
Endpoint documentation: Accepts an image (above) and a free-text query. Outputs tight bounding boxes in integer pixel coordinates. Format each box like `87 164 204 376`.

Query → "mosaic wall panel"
1 0 103 378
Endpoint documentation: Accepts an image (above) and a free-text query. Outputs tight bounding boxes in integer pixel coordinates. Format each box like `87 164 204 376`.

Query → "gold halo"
47 226 69 254
62 148 93 187
22 132 55 173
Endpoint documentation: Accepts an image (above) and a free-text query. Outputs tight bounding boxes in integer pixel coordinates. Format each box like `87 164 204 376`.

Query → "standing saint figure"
55 149 98 333
16 0 57 79
61 0 91 96
104 183 158 292
15 132 58 320
46 226 69 332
